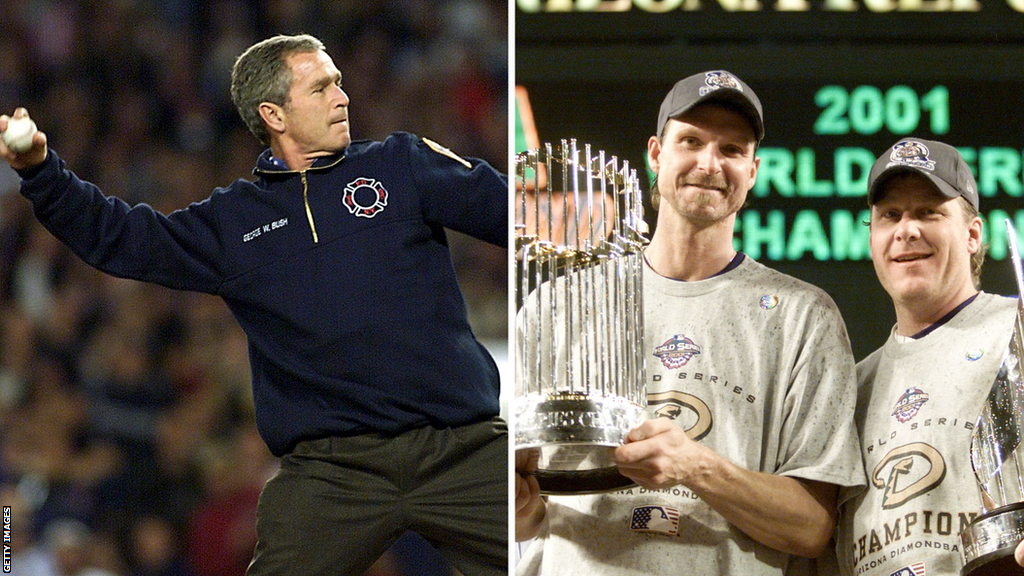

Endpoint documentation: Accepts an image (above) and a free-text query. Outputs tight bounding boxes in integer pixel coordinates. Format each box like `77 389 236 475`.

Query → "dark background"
516 1 1024 360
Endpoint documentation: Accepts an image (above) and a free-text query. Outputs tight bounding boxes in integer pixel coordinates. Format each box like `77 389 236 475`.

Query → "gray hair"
231 34 326 145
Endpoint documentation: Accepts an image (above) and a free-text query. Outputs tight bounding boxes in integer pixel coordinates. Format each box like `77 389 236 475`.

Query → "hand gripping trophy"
514 139 649 495
961 220 1024 576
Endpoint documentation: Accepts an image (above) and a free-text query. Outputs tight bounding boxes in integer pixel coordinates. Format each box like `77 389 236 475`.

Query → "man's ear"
259 102 286 135
967 215 983 255
647 135 661 174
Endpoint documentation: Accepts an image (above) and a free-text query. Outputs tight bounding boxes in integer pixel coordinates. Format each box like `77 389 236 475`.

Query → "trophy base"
530 443 636 495
961 502 1024 576
516 392 644 495
534 464 636 495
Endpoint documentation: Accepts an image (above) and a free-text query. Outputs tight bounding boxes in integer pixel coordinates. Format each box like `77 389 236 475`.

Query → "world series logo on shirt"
653 335 701 369
892 387 929 424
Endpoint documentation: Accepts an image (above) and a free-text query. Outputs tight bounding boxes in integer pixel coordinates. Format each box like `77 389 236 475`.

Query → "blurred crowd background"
0 1 509 575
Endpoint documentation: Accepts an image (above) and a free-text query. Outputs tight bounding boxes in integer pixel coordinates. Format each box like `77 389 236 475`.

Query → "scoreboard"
516 3 1024 359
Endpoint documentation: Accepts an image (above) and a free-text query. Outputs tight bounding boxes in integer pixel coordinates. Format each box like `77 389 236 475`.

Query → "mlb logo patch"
630 505 680 535
889 562 926 576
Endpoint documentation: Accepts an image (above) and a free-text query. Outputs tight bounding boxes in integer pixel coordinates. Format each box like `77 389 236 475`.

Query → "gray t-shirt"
518 255 865 576
834 292 1018 576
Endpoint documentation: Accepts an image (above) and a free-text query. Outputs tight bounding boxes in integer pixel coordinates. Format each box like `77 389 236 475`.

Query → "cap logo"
699 71 743 96
887 140 936 172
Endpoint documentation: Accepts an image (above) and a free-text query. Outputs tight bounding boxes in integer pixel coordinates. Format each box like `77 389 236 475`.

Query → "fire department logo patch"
892 387 929 423
653 335 701 369
342 177 388 218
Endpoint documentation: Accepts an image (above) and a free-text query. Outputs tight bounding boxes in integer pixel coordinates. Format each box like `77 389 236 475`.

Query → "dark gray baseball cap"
867 138 979 210
656 70 764 142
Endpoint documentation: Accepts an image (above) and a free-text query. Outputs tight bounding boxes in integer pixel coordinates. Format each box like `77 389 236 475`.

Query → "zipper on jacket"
301 171 319 243
254 154 345 243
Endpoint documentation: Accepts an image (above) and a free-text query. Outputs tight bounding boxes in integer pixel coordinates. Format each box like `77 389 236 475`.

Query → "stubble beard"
693 191 715 207
681 174 731 226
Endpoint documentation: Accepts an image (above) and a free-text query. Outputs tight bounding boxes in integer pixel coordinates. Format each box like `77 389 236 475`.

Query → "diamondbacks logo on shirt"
871 442 945 509
647 390 712 441
630 505 680 535
890 561 926 576
342 177 388 218
892 387 929 423
653 335 701 369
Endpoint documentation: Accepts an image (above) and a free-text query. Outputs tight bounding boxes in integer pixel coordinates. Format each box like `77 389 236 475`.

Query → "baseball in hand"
3 116 38 153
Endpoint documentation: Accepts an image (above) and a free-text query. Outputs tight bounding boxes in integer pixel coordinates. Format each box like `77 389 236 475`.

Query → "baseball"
3 116 38 153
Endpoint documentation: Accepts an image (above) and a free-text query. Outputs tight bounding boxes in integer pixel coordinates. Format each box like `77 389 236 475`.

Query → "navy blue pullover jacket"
19 132 507 456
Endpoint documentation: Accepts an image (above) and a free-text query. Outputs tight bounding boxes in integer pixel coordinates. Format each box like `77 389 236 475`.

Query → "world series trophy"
960 220 1024 576
514 139 649 495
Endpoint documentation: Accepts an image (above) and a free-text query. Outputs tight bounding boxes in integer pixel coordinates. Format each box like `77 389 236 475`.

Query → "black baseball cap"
867 138 979 210
657 70 764 142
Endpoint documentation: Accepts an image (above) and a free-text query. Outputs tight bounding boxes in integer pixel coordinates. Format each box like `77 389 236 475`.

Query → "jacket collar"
253 149 346 175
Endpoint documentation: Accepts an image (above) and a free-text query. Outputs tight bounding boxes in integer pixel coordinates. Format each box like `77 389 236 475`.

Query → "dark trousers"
246 417 508 576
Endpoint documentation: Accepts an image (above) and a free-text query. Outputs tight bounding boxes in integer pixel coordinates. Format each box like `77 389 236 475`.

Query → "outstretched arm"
613 417 838 558
3 108 224 293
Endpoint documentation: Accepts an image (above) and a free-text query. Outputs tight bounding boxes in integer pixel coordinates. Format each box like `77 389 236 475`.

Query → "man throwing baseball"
1 34 508 576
